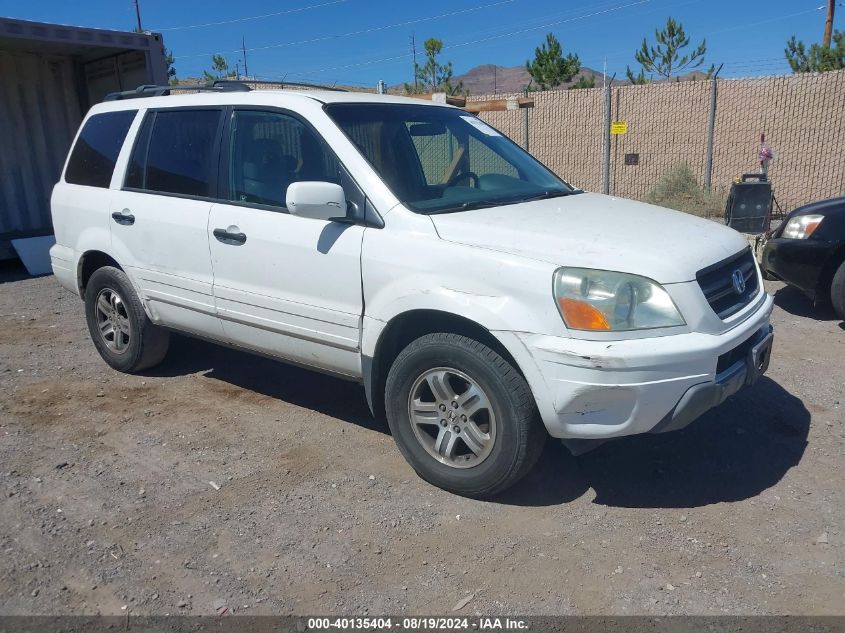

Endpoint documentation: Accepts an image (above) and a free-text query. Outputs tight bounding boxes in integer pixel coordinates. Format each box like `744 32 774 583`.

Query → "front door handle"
111 210 135 226
213 228 247 245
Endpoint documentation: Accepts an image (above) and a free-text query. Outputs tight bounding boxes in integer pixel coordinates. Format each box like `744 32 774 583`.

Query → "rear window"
65 110 137 188
125 109 221 197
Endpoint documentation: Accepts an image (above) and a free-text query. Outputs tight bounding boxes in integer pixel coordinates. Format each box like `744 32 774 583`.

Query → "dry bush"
644 163 725 217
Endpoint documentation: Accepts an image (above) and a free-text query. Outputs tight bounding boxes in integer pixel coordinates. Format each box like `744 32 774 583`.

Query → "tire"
84 266 170 373
384 333 546 498
831 260 845 321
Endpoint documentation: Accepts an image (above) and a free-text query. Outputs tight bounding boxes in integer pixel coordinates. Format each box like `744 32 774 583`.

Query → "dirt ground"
0 261 842 617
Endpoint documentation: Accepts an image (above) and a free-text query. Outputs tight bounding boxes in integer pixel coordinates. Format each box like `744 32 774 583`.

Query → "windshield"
324 103 577 214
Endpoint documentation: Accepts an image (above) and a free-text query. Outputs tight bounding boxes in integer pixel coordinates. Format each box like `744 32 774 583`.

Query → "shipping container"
0 17 167 258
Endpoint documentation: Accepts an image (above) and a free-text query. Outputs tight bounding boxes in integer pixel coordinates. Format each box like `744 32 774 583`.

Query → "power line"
582 5 818 72
173 0 515 60
444 0 652 52
155 0 347 32
275 0 652 78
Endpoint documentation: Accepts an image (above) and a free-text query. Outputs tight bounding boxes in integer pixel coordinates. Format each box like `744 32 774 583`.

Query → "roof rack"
215 79 349 92
104 80 251 101
104 79 349 101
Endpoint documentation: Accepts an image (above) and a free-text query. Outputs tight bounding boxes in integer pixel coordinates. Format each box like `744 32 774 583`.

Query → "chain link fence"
471 70 845 216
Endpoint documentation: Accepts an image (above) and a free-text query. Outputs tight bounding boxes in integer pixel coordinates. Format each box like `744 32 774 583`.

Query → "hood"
429 193 748 284
788 195 845 218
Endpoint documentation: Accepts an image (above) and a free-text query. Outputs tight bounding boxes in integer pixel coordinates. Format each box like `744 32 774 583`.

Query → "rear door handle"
213 228 247 245
111 210 135 226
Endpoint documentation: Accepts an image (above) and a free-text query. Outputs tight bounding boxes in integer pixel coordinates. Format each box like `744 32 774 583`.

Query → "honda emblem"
731 269 746 295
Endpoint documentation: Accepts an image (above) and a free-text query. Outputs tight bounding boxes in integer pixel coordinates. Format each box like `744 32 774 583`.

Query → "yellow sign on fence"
610 121 628 135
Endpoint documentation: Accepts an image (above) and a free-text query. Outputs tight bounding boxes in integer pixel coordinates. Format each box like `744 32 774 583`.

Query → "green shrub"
644 163 725 217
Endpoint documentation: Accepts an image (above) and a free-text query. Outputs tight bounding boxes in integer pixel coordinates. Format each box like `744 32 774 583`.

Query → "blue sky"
0 0 834 86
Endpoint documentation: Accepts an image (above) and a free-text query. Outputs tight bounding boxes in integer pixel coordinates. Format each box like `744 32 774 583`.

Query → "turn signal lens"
557 298 612 331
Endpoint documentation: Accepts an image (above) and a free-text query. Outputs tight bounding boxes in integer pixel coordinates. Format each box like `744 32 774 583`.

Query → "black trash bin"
725 174 772 233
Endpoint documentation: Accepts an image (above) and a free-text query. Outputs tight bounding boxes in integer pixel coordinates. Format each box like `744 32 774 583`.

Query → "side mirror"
286 181 346 221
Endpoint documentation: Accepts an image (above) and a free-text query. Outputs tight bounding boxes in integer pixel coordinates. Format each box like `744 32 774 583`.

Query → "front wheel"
384 333 546 497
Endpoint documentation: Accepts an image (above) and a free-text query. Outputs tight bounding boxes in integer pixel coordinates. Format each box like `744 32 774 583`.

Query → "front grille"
716 330 757 374
696 248 759 320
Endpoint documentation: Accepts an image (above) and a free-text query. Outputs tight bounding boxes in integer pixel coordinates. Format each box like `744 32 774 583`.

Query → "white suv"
50 85 774 497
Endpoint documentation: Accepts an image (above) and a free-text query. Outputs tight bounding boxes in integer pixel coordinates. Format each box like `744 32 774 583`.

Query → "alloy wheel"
95 288 131 354
407 367 497 469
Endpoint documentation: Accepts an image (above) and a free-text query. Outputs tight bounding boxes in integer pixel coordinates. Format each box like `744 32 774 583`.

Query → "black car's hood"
791 196 845 217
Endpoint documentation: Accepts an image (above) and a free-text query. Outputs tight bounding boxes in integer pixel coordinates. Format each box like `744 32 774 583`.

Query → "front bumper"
762 237 836 300
649 324 772 434
496 292 774 440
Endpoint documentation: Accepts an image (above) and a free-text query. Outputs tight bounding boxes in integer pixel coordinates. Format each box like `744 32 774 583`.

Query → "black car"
762 196 845 319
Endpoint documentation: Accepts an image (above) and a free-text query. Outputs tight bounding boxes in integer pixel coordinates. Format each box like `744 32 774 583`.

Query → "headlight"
553 268 685 331
782 214 824 239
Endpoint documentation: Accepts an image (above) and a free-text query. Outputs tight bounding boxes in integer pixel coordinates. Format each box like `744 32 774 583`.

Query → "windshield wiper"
425 199 504 214
519 189 580 202
423 189 581 214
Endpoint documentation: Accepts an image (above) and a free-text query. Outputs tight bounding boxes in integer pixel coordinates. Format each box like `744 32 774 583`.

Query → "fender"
361 208 566 352
359 208 567 418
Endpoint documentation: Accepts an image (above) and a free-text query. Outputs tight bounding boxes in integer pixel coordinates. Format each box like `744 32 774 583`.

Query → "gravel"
0 264 842 615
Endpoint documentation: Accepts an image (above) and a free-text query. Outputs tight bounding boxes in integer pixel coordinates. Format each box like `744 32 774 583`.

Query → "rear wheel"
385 333 545 498
84 266 169 373
831 260 845 321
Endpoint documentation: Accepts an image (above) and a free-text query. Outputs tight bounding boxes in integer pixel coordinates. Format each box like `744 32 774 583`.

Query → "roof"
91 87 455 114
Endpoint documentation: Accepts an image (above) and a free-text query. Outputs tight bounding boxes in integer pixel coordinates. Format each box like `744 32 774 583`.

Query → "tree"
569 74 595 90
203 54 236 81
164 48 177 85
785 30 845 73
525 33 580 90
626 67 648 85
626 17 713 83
404 38 465 95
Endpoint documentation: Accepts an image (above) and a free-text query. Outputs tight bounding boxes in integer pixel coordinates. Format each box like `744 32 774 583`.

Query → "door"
110 107 225 338
208 108 365 377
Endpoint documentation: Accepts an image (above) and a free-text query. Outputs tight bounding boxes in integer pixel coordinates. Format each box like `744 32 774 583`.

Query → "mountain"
399 64 713 96
450 64 607 95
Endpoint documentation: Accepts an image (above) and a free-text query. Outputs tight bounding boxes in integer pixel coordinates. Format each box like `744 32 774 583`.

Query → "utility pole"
493 65 497 94
602 56 607 89
133 0 143 32
242 37 249 80
411 33 418 91
823 0 836 47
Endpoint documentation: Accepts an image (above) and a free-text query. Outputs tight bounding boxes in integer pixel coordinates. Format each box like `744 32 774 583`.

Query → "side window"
228 110 340 208
124 114 152 190
339 119 426 202
65 110 137 188
125 109 221 197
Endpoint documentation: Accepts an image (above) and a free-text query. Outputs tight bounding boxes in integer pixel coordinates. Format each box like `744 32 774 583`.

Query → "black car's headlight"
782 214 824 239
